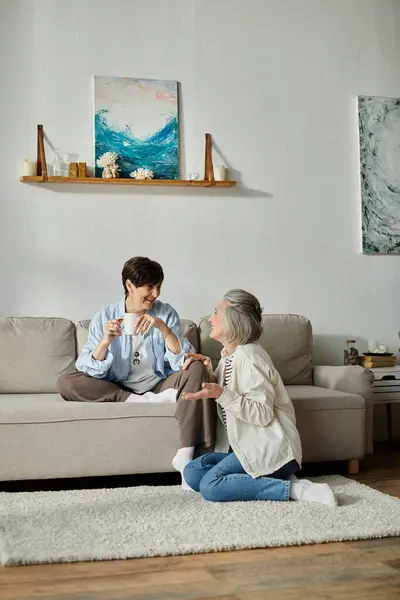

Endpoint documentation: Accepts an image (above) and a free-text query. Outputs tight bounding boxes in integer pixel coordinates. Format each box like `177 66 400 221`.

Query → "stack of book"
362 354 397 369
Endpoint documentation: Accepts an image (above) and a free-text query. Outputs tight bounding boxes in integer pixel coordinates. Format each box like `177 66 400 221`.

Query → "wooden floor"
1 445 399 600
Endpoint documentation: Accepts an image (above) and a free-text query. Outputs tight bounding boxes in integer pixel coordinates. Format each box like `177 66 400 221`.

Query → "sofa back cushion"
198 314 313 385
76 318 199 354
0 317 76 393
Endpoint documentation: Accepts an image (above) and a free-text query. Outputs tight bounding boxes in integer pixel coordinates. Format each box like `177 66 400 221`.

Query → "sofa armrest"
313 365 373 397
313 365 374 454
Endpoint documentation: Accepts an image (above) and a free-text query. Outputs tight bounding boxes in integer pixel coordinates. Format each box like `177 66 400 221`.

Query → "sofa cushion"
287 385 365 411
199 314 313 385
76 320 91 354
77 318 199 354
0 393 177 423
0 318 76 393
181 319 199 352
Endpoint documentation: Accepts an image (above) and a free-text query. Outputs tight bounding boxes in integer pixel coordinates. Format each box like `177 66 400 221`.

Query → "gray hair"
223 289 263 345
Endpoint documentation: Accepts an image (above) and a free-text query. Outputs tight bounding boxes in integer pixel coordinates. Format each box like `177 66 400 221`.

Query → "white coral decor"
96 151 119 168
130 168 154 180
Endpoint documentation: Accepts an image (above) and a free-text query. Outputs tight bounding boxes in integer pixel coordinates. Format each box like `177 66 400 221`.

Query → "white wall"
1 0 400 366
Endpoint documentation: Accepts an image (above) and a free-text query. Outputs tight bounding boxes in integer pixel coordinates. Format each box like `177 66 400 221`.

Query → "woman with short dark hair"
57 257 216 487
182 289 337 506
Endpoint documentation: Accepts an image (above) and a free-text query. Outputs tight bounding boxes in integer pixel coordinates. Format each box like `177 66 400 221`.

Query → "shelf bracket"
204 133 215 184
36 124 47 180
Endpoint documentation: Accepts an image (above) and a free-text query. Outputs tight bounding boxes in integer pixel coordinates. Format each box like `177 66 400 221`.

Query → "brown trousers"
57 361 216 448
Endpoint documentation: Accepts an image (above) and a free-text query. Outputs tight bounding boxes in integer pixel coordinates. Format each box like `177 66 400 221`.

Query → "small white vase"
21 159 37 176
214 165 226 181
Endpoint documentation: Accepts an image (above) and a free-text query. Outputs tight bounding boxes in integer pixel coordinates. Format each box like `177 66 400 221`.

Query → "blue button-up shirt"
76 298 194 381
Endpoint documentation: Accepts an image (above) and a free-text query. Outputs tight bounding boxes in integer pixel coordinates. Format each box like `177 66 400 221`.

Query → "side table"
366 366 400 444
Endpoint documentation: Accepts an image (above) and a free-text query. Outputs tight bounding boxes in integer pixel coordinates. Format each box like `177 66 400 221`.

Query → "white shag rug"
1 475 399 566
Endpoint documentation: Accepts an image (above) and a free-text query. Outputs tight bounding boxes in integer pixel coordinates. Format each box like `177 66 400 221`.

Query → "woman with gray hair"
182 290 337 506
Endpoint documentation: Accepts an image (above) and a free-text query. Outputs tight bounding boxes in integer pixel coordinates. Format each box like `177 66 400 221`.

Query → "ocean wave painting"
358 96 400 254
94 76 179 179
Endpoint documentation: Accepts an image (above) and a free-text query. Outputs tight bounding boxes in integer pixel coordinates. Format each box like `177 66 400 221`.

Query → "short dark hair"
121 257 164 296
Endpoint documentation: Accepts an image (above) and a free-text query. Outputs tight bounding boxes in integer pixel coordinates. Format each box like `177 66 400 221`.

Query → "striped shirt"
220 355 234 429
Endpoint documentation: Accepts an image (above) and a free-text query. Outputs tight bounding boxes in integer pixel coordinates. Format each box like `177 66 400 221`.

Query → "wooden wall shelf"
20 176 236 187
20 126 236 188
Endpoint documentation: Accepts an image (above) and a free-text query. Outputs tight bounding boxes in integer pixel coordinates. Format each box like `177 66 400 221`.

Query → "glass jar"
52 148 64 176
344 339 359 366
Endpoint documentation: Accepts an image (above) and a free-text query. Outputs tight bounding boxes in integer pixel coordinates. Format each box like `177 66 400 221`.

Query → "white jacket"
214 342 302 478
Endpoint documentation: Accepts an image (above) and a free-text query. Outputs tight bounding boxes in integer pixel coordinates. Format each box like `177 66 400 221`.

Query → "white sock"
288 473 312 484
125 389 177 404
289 481 337 506
149 389 177 403
172 447 195 491
125 393 144 403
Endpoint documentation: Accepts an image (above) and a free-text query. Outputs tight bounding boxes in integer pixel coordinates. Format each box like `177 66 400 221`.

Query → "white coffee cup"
123 313 138 336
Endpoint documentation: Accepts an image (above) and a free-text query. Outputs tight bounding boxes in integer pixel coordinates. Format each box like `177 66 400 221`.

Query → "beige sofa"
0 314 373 482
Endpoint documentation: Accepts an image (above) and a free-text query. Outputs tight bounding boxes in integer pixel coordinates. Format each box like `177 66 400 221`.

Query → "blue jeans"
184 452 299 502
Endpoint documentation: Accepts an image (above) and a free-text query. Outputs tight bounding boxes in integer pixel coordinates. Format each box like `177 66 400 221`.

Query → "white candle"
368 339 378 353
214 165 226 181
21 159 37 176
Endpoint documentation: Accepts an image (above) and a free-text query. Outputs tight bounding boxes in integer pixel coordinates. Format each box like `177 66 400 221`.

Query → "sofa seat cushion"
0 394 177 424
287 385 365 411
0 388 365 423
77 318 199 353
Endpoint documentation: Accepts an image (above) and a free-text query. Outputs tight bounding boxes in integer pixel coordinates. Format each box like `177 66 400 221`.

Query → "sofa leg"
347 458 359 475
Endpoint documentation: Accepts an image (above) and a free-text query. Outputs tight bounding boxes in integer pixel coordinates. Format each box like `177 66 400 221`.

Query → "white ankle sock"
289 480 337 506
172 447 195 491
150 389 178 403
125 389 177 404
125 393 144 403
288 473 312 484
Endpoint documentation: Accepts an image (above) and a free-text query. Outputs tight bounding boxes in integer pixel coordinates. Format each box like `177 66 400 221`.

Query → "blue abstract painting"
358 96 400 254
94 76 179 179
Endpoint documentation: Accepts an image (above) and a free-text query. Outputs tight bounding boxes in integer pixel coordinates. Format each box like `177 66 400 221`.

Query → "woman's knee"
184 360 210 381
199 476 220 502
56 372 82 399
57 372 73 394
